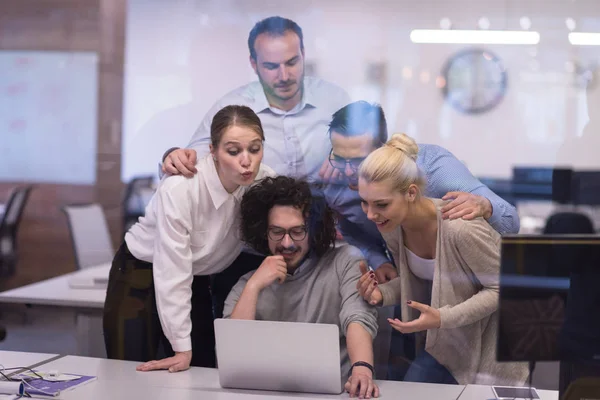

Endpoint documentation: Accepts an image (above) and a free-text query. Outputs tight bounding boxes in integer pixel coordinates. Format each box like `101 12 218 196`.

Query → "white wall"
121 0 600 181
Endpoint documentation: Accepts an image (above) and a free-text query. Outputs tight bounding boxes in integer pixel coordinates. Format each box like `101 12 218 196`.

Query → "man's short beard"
258 71 304 103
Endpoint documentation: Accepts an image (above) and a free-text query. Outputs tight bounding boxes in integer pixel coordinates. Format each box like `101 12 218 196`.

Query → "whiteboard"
0 51 98 184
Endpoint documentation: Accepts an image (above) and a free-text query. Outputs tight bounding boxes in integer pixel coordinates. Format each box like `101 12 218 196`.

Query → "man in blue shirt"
319 101 520 282
320 101 519 381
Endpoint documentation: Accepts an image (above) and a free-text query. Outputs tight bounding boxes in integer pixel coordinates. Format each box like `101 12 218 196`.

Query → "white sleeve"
152 179 195 352
259 163 277 178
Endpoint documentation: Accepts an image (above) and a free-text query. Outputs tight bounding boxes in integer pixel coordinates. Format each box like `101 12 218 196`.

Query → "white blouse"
405 246 436 281
125 154 274 352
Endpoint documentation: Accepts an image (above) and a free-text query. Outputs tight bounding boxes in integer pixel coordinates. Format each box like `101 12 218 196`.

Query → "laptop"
214 319 343 395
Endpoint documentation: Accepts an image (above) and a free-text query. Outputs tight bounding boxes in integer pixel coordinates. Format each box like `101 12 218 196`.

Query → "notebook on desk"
214 319 343 395
11 371 96 397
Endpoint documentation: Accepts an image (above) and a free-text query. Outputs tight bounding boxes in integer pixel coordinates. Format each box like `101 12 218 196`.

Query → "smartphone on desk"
492 386 540 399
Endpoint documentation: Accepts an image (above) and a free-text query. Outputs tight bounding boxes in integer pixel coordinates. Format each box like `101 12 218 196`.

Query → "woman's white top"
405 246 436 281
125 154 274 352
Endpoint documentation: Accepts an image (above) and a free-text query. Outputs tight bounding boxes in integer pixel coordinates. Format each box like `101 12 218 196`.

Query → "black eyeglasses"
328 149 365 172
268 225 307 242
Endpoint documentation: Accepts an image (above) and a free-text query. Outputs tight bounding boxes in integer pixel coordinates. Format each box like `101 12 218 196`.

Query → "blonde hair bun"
385 133 419 162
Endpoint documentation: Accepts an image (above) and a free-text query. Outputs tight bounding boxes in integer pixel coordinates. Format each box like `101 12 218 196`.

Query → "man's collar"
301 79 320 108
250 77 318 114
250 85 271 114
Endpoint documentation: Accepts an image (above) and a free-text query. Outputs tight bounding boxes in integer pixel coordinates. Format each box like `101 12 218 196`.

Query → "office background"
0 1 598 391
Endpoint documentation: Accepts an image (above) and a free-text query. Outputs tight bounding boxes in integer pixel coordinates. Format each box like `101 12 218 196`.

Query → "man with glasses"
223 176 380 399
319 101 519 381
321 101 519 283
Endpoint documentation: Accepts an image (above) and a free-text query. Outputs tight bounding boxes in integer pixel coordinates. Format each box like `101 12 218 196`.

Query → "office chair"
0 185 33 343
0 185 33 277
62 203 115 270
543 212 594 235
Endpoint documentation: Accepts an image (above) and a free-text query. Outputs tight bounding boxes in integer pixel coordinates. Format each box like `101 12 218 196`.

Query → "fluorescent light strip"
410 29 540 45
569 32 600 46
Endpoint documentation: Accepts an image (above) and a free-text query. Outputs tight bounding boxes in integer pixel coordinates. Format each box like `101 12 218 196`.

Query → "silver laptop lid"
215 319 342 395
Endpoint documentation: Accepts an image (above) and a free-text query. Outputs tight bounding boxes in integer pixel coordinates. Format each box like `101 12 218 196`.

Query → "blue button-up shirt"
323 144 520 269
187 76 351 179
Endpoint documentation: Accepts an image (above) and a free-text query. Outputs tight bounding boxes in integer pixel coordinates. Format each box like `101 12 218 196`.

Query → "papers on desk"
17 371 81 382
67 264 111 290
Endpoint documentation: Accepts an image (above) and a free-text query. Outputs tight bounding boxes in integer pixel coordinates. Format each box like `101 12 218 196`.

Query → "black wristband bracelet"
349 361 374 376
162 147 180 162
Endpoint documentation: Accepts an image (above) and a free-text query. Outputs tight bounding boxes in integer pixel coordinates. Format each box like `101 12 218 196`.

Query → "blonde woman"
356 133 528 385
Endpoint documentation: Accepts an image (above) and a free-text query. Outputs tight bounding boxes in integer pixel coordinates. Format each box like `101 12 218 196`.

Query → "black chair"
0 185 33 277
122 176 154 236
543 212 595 235
0 185 33 343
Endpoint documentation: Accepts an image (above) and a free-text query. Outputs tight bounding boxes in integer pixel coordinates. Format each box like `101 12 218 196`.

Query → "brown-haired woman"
103 105 274 372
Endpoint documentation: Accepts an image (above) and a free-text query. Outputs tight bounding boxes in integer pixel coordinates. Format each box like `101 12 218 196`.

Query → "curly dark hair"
240 176 336 257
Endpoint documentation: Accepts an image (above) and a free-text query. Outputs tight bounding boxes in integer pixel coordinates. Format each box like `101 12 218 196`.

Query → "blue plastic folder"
11 371 96 397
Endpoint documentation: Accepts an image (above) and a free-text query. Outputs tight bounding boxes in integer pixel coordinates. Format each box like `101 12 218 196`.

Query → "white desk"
0 264 110 358
0 264 109 309
458 384 559 400
0 351 58 370
1 352 563 400
35 354 465 400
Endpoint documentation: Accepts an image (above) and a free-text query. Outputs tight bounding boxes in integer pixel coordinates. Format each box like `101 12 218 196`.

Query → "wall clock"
442 48 507 114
